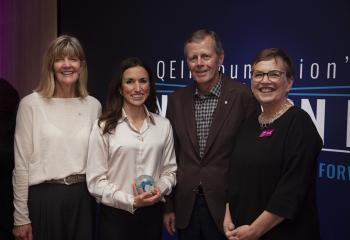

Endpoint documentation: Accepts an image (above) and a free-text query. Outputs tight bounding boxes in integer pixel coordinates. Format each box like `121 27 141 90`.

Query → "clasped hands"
224 223 260 240
132 183 161 209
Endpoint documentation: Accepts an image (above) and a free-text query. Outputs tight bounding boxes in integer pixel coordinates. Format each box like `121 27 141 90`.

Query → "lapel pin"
224 100 228 104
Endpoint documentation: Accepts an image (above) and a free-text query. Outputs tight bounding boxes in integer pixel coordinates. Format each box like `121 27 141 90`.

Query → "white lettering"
327 62 336 79
301 99 325 141
244 64 251 79
230 64 238 79
155 59 342 82
310 63 319 79
219 64 225 74
170 60 176 79
157 61 165 81
156 95 168 117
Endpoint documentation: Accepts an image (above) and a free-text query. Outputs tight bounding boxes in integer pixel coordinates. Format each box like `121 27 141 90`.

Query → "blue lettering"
327 164 335 179
337 165 346 180
319 163 326 178
318 163 350 182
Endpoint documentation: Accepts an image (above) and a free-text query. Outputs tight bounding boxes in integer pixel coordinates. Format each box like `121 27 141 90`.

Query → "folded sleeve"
265 111 322 220
13 100 33 225
86 121 135 214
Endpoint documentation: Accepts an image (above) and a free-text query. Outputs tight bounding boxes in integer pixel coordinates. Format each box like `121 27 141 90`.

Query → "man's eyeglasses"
251 70 285 81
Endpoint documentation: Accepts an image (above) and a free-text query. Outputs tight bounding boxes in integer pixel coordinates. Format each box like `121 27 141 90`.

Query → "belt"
193 185 204 195
46 174 86 185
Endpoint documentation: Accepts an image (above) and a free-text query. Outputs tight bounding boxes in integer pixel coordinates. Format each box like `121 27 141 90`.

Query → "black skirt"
28 182 95 240
99 202 163 240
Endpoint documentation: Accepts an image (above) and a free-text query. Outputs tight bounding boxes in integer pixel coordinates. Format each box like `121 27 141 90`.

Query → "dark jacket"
165 75 258 231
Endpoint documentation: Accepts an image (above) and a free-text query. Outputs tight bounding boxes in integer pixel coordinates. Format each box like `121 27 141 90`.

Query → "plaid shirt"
194 76 223 158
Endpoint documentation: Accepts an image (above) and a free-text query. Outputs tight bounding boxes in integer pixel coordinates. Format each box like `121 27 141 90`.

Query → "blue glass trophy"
135 175 155 194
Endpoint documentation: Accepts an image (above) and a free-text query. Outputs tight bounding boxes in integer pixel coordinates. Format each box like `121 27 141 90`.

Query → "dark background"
59 1 350 239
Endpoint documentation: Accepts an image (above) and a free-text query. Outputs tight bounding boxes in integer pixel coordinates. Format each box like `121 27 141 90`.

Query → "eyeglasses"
251 70 285 81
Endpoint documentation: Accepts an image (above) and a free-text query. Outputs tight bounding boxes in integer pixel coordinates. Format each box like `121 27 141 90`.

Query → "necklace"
258 101 292 129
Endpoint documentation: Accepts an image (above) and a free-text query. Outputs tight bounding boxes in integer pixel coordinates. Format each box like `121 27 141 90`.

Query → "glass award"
135 175 155 194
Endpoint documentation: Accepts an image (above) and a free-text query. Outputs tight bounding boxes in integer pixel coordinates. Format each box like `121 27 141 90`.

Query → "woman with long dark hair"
87 57 177 240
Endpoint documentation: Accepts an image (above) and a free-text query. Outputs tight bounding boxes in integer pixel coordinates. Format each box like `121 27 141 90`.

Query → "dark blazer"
165 75 258 231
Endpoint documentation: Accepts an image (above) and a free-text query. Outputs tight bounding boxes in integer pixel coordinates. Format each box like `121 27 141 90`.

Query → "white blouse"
13 92 101 225
86 108 177 214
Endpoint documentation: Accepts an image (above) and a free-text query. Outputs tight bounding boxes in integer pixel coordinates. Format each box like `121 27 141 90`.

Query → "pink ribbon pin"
259 129 275 138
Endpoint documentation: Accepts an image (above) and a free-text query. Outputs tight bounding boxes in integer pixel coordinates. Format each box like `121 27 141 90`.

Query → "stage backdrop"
59 0 349 239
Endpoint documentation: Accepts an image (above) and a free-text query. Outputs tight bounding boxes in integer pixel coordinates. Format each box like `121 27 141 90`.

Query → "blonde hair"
36 35 88 98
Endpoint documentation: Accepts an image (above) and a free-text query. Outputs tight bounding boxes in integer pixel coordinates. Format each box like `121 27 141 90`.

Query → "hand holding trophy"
135 175 155 194
133 175 161 209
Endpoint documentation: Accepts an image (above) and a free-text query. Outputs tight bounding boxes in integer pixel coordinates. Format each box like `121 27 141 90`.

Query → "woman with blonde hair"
12 35 101 240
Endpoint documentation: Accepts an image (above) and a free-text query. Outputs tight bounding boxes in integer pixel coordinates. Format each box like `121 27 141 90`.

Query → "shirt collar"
194 73 223 98
120 106 155 125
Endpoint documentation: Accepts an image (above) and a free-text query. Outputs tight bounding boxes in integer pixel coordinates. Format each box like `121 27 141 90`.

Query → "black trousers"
99 203 163 240
178 194 226 240
28 182 95 240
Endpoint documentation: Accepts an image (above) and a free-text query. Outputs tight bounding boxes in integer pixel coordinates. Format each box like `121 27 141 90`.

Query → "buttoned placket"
127 118 150 177
200 95 211 123
196 94 215 158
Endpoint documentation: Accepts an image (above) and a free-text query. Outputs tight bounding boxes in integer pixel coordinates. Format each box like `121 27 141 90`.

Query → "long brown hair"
99 57 158 134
